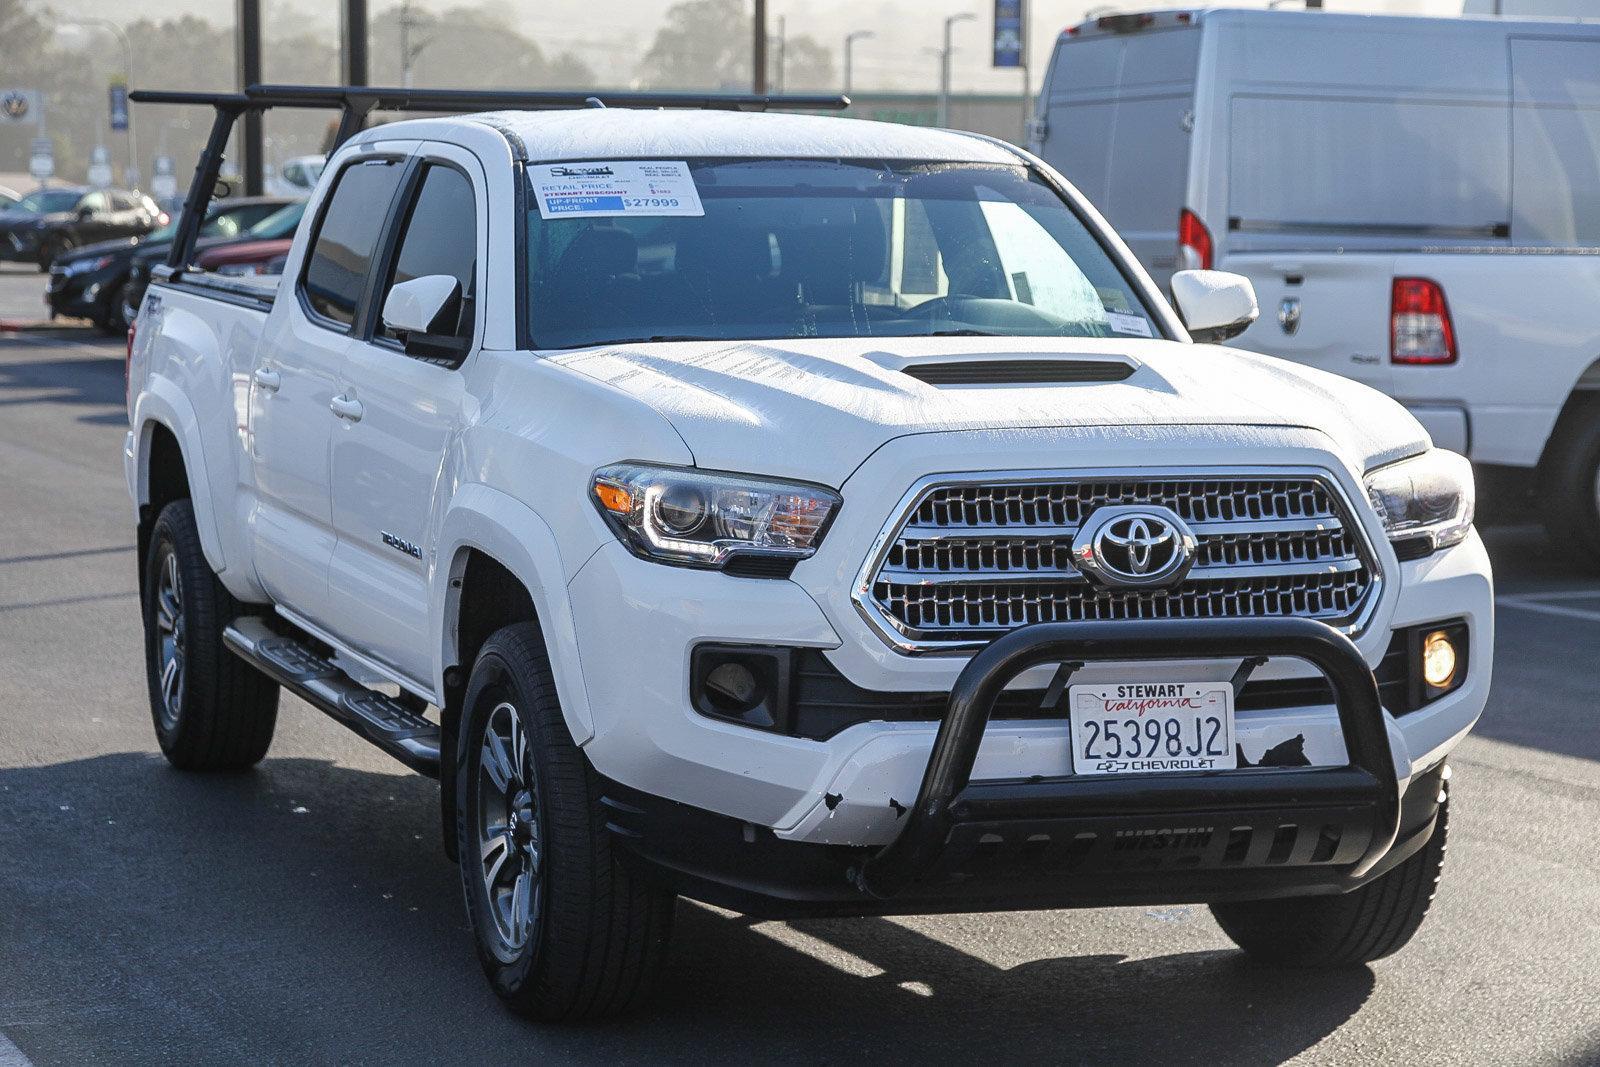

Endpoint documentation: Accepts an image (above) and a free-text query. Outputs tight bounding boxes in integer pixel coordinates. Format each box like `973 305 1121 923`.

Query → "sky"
41 0 1477 95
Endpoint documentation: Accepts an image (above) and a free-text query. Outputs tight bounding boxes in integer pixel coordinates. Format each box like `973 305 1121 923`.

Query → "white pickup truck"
125 87 1491 1021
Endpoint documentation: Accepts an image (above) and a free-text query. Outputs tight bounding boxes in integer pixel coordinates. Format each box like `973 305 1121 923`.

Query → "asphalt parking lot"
1 264 1597 1066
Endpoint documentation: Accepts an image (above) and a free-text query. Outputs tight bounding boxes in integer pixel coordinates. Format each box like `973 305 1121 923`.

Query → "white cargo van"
1034 9 1600 564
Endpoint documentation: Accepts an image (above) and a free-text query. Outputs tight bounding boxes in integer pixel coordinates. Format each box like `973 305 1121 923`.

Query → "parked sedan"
195 236 291 276
118 199 305 328
0 187 163 270
50 197 297 333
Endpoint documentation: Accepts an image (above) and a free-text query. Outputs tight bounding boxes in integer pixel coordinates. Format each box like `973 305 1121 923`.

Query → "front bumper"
46 267 115 318
598 617 1446 917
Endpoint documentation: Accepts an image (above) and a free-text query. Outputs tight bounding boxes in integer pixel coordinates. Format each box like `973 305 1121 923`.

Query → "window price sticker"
529 160 705 219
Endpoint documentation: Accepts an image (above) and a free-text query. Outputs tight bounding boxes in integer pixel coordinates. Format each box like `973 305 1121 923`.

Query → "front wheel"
456 622 674 1021
1210 799 1448 967
142 499 279 770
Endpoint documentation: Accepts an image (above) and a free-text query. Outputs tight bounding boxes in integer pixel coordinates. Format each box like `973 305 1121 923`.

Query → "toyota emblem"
1072 505 1197 588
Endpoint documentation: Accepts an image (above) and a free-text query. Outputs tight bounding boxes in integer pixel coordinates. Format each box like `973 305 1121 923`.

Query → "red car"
196 236 291 276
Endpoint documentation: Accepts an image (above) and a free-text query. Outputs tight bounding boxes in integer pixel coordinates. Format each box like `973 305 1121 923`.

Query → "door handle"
252 367 281 392
329 394 364 422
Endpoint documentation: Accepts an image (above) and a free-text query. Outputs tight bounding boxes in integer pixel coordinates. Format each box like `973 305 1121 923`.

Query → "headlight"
1364 449 1474 556
591 463 840 568
64 255 113 275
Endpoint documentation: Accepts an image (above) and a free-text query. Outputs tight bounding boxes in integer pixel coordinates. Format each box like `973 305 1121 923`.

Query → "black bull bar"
854 617 1401 900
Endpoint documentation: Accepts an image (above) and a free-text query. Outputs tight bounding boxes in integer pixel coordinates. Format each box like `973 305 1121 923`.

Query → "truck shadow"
0 752 1373 1065
0 350 127 424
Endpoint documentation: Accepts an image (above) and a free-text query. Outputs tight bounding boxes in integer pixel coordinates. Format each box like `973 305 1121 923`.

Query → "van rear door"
1036 22 1199 281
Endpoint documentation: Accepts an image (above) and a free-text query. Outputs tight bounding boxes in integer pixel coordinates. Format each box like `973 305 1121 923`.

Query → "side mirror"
381 274 468 362
1170 269 1259 344
76 206 94 221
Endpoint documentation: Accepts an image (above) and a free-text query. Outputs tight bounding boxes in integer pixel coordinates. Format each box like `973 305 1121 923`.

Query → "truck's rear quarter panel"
129 280 272 599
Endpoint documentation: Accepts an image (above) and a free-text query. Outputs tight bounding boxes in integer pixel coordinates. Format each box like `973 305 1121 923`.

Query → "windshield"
14 189 82 214
246 201 306 239
524 158 1159 350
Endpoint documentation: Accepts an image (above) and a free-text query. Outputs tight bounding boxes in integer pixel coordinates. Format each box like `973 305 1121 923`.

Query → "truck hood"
549 336 1428 486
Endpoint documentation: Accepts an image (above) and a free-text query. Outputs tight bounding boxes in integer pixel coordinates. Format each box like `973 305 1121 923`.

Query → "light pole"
938 12 976 128
753 0 767 93
398 0 432 89
60 17 138 188
843 30 873 95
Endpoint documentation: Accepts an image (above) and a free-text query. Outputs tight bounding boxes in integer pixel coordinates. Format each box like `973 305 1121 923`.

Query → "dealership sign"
0 89 41 125
993 0 1024 68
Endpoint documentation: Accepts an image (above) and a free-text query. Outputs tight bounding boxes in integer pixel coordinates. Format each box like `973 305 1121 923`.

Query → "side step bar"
223 616 441 778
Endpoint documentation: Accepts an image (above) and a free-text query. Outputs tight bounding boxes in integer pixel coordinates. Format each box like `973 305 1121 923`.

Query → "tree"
637 0 833 92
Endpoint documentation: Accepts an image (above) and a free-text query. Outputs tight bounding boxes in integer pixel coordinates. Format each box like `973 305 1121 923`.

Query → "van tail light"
1391 278 1457 364
1178 209 1213 270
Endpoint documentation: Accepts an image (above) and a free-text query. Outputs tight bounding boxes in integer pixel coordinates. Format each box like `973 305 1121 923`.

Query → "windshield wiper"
923 328 1003 337
609 334 724 344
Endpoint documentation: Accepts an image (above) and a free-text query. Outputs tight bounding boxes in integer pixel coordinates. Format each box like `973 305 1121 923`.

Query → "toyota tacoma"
124 85 1491 1021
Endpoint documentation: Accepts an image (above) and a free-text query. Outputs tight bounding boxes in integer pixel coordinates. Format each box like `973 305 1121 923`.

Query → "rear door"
324 146 481 689
1037 24 1199 281
248 154 408 627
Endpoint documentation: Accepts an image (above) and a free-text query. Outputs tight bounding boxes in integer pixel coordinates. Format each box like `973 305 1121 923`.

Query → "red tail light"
1391 278 1457 364
1178 209 1213 270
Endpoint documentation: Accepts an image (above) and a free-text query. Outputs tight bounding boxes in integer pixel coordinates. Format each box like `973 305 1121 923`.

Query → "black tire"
37 236 70 271
142 499 279 770
1539 394 1600 570
1210 800 1448 967
95 281 132 336
455 622 674 1021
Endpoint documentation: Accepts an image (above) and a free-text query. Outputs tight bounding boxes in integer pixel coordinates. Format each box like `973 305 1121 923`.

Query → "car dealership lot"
0 265 1596 1065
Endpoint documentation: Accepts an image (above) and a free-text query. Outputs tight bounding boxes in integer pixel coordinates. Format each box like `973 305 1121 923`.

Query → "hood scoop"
901 357 1135 386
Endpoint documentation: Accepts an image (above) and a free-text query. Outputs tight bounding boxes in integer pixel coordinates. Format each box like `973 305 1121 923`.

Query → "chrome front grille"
860 473 1379 649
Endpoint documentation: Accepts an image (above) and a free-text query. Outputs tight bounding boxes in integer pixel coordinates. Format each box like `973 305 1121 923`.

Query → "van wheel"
456 622 674 1021
1210 799 1447 967
142 499 280 770
1539 395 1600 570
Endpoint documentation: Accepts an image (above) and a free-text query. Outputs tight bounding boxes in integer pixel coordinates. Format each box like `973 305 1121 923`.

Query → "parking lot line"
1496 594 1600 623
0 1032 35 1067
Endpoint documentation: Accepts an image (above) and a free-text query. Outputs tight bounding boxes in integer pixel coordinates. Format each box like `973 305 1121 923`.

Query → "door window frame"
295 153 411 336
356 155 482 363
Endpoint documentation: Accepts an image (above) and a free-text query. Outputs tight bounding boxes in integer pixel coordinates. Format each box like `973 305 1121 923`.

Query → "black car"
0 186 163 270
48 197 297 334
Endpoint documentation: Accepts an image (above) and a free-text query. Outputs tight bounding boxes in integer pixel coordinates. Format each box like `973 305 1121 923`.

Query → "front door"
325 151 482 689
248 155 408 628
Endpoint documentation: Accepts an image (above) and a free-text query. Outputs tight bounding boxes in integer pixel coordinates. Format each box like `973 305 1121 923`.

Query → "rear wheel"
96 281 133 335
456 622 674 1021
37 235 70 271
1210 800 1448 967
1540 395 1600 570
142 499 279 770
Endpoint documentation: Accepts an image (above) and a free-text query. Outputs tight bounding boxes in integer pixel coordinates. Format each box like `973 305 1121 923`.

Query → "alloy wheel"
153 547 185 730
476 700 542 961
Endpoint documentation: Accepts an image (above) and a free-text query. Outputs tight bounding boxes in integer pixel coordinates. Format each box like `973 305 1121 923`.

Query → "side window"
377 164 477 343
78 192 107 214
301 159 405 328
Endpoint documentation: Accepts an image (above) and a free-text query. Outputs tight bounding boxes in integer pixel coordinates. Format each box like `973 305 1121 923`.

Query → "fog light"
704 661 761 714
1422 630 1458 689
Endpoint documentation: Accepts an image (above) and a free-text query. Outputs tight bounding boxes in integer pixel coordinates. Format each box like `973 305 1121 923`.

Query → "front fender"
434 483 597 743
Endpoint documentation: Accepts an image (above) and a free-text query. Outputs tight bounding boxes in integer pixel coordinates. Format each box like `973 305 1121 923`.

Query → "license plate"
1068 682 1236 776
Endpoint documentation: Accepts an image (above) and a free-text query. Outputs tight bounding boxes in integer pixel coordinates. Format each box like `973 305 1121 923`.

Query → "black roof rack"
129 83 851 275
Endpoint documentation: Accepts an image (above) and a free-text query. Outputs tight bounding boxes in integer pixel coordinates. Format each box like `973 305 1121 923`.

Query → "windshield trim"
515 155 1169 353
